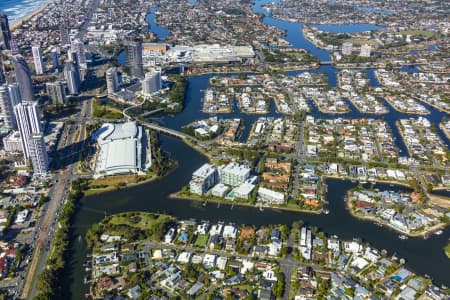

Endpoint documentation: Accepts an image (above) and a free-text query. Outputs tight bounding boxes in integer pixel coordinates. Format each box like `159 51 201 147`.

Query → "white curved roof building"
94 121 151 178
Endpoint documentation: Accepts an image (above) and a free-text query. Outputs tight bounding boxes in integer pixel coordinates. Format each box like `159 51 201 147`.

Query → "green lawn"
91 98 123 119
194 234 209 247
397 30 436 38
107 212 173 230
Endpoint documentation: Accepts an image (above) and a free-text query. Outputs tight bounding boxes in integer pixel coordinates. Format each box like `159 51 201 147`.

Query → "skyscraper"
13 55 35 102
27 133 49 175
14 102 43 160
32 45 46 75
124 36 144 79
71 39 86 69
51 48 59 69
8 83 21 106
142 68 162 96
67 51 82 81
105 67 119 94
46 81 66 104
9 38 19 55
64 60 81 95
0 68 5 85
0 85 16 130
0 14 11 50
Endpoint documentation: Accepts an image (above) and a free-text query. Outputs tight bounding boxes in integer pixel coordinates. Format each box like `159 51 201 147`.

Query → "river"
65 0 450 298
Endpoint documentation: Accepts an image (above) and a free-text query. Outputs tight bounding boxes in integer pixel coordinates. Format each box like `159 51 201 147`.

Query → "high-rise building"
51 48 59 69
9 38 19 55
105 67 119 94
14 102 42 161
32 45 46 75
64 60 81 95
59 22 70 46
0 68 5 85
67 51 81 81
189 163 218 195
142 68 162 95
0 14 11 50
359 44 372 57
71 39 86 68
27 133 49 175
342 42 353 56
46 81 66 104
8 83 21 106
124 36 144 79
13 55 35 102
0 85 16 129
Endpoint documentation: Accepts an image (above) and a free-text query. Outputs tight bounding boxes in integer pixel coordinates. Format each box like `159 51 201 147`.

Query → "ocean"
0 0 48 24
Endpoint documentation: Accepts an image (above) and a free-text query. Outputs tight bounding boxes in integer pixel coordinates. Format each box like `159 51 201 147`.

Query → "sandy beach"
9 0 52 31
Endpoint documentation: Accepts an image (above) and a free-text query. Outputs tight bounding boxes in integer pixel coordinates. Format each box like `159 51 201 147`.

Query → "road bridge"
143 122 190 140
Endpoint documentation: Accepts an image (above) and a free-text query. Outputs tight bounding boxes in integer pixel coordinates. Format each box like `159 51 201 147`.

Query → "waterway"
65 0 450 298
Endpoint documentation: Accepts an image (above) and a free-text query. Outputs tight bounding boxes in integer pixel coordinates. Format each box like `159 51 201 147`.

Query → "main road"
21 99 91 299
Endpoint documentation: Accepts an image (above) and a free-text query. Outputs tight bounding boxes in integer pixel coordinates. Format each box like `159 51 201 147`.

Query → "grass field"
397 30 435 38
91 98 123 119
86 174 151 195
194 234 209 247
107 212 173 230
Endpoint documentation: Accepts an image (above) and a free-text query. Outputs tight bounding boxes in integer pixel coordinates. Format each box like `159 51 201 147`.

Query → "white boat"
399 235 408 240
323 209 330 215
434 230 443 235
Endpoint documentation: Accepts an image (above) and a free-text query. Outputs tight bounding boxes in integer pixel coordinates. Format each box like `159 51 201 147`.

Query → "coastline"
9 0 52 31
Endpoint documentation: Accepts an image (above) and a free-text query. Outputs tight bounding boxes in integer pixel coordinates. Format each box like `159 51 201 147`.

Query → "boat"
398 235 408 240
85 267 91 272
323 209 330 215
202 201 207 207
434 230 443 235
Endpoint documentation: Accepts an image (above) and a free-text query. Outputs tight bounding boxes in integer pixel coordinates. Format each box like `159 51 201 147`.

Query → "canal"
65 0 450 298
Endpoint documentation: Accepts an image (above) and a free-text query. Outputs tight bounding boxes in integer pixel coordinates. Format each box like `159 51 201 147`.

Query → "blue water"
0 0 48 23
313 23 385 33
147 7 170 42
